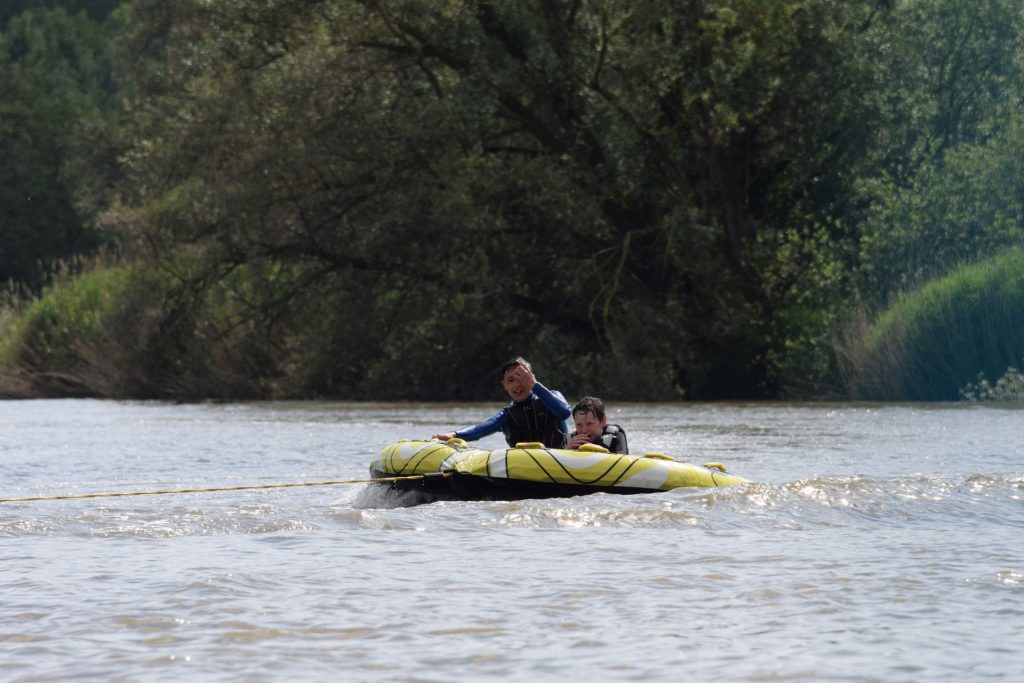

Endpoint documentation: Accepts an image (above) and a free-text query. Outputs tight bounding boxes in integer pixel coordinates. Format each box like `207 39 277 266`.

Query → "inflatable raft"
369 438 747 504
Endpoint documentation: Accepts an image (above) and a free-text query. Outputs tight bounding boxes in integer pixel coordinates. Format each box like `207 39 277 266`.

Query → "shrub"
960 363 1024 402
0 265 158 397
840 249 1024 400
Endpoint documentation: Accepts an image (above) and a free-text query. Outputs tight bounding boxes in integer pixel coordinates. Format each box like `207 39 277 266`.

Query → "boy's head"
500 357 534 402
572 396 607 440
500 357 531 379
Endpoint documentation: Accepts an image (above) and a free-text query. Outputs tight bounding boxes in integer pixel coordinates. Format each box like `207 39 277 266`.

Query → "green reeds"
0 265 135 397
840 249 1024 400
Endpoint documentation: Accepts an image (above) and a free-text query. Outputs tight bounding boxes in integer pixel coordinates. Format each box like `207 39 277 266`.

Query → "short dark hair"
572 396 606 421
500 357 532 379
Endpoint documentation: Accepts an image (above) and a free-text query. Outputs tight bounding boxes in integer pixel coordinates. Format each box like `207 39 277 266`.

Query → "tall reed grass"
0 264 139 397
0 258 293 400
839 249 1024 400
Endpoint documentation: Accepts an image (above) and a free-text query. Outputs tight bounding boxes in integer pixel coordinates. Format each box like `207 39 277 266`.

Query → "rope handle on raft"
641 452 674 461
0 472 453 504
516 442 614 453
397 437 470 447
514 443 694 464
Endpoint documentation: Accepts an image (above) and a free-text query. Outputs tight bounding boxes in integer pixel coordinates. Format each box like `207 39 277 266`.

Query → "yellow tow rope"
0 472 451 504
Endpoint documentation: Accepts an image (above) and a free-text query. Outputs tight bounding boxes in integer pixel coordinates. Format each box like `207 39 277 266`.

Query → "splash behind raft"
369 439 746 504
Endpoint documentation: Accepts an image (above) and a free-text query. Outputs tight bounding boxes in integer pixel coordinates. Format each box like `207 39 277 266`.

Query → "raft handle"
514 442 545 449
578 443 610 453
703 462 728 472
642 452 676 461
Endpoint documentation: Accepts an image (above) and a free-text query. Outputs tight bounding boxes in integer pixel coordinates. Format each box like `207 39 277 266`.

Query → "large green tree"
855 0 1024 306
102 0 901 399
5 0 1022 400
0 6 117 289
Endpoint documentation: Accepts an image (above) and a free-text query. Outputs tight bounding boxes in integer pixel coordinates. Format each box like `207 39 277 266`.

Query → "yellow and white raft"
370 438 747 503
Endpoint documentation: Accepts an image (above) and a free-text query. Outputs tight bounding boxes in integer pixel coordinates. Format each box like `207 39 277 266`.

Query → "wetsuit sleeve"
533 382 572 420
454 408 507 442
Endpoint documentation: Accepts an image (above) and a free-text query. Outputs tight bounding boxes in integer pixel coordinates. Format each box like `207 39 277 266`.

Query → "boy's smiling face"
572 410 607 441
501 363 534 402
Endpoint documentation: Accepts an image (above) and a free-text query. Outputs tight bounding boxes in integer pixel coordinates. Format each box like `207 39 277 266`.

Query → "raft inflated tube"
438 445 746 491
369 438 478 478
369 440 747 503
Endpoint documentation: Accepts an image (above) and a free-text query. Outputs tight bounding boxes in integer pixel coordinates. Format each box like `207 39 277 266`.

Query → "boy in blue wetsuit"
433 357 571 448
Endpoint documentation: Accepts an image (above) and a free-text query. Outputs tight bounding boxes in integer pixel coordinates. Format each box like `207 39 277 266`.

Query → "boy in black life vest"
433 357 571 448
566 396 629 453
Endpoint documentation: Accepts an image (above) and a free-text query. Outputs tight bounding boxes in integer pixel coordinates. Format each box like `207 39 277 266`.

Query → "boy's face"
501 364 533 402
573 410 607 441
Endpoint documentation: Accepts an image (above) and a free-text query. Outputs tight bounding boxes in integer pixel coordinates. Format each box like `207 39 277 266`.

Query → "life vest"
502 396 568 449
571 424 629 454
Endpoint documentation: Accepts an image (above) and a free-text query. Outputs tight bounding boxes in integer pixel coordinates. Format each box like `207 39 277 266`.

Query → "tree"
2 1 123 27
99 0 903 399
0 7 116 289
855 0 1024 306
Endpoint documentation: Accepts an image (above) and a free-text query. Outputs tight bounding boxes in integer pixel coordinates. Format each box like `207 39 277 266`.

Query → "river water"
1 400 1021 682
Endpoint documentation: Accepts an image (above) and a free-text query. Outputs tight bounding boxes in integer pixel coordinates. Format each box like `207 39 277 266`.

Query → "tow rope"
0 472 452 504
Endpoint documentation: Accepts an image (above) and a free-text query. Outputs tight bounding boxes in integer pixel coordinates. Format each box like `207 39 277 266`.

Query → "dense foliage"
0 3 117 290
3 0 1024 400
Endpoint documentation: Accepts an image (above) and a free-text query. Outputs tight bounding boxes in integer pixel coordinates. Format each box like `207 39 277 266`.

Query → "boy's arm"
453 408 507 441
533 382 572 420
567 431 592 449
